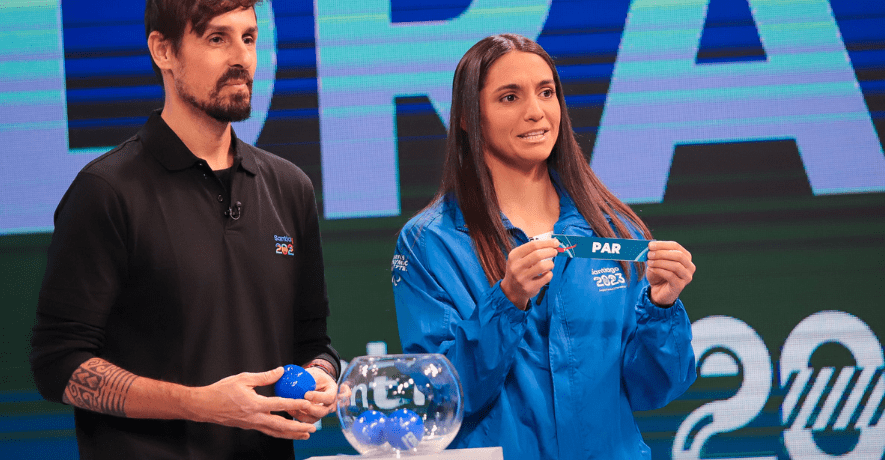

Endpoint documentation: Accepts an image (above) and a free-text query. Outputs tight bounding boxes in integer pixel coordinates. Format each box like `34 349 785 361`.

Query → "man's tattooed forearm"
63 358 138 417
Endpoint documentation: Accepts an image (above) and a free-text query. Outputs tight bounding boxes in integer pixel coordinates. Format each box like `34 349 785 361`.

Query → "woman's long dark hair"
433 33 652 285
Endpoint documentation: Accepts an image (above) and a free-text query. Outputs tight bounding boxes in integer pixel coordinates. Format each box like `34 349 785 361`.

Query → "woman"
391 34 697 459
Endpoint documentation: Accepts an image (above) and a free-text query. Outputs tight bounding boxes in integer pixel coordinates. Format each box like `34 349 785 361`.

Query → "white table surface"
305 446 503 460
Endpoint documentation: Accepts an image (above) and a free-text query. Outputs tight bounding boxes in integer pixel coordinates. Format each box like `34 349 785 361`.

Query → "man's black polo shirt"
31 111 338 459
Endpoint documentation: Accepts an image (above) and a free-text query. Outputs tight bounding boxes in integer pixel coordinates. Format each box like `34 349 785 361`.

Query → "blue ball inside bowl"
384 408 424 450
352 410 387 446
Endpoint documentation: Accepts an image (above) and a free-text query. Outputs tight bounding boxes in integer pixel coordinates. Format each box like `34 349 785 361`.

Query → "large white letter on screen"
592 0 885 203
314 0 551 219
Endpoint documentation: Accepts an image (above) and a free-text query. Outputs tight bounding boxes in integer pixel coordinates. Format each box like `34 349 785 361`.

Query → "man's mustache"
216 68 253 92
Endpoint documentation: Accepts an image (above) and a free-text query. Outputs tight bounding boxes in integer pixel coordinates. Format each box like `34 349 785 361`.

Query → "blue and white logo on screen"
677 312 885 460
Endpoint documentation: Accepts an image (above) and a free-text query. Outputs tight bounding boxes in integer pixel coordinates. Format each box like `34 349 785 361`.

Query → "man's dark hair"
145 0 260 81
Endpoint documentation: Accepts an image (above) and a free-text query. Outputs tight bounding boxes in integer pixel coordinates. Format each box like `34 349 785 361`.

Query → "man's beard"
178 67 253 123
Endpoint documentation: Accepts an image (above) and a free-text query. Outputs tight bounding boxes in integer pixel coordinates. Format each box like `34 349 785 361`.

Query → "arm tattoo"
63 358 138 417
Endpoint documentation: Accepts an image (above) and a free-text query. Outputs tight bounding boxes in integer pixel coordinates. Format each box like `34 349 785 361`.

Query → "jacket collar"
448 194 470 233
139 110 257 175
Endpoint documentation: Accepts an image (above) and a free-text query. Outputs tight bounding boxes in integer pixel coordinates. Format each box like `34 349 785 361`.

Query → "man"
29 1 339 458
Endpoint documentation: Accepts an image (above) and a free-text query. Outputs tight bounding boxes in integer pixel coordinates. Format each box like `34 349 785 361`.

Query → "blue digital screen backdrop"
1 0 884 459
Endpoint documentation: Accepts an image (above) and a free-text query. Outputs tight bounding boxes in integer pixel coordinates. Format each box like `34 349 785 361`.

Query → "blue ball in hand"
384 408 424 450
274 364 316 400
351 410 387 446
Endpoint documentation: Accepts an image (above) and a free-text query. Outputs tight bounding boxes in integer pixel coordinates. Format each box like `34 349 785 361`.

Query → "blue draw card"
552 235 650 261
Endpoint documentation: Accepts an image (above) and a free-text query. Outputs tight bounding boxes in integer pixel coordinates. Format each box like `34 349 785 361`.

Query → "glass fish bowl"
336 354 463 456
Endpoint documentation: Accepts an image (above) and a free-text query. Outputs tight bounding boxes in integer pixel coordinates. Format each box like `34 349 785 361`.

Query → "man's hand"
288 367 339 424
645 240 695 307
186 367 319 440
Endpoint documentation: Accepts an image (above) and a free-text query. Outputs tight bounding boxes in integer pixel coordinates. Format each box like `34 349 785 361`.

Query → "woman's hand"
500 239 560 309
645 240 695 307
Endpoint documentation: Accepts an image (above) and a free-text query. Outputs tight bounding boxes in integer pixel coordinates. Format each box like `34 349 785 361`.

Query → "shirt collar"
139 110 257 175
